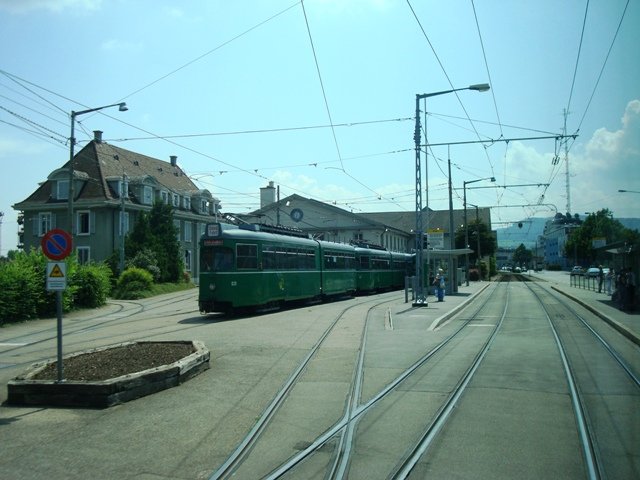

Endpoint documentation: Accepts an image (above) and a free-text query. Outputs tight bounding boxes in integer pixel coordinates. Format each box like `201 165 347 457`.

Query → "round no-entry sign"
41 228 73 260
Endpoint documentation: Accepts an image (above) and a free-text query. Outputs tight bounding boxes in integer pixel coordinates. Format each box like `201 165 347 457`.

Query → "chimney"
93 130 103 143
260 181 276 208
170 155 177 167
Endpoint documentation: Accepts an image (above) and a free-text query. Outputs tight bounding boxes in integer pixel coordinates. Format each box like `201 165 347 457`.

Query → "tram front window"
213 248 234 271
201 247 234 272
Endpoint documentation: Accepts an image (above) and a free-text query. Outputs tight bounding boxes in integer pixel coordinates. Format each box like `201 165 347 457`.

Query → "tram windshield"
201 247 234 272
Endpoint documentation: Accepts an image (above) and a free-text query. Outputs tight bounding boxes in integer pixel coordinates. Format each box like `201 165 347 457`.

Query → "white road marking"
0 343 29 347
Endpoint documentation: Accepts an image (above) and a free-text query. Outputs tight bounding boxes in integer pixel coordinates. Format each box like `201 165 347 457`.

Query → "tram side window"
359 256 370 270
237 244 258 269
324 254 336 269
371 257 390 269
263 246 276 269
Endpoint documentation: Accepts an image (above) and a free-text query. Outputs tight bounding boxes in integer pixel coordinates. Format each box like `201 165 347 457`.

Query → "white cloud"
0 0 101 13
565 100 640 216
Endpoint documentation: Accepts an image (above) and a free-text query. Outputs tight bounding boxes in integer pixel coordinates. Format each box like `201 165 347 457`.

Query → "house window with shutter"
174 219 181 241
184 221 192 242
38 212 52 236
184 249 192 272
77 247 90 265
78 211 90 235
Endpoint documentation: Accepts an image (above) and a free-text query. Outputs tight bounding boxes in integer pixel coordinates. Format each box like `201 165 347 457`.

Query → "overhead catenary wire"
406 0 496 179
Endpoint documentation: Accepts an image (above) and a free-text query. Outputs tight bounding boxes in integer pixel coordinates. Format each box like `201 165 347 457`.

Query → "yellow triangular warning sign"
49 264 65 278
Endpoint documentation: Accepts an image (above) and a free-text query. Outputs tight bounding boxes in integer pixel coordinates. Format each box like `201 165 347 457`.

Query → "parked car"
571 266 584 276
586 267 608 278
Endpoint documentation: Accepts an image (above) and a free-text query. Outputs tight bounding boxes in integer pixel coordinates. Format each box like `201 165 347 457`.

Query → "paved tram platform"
527 270 640 347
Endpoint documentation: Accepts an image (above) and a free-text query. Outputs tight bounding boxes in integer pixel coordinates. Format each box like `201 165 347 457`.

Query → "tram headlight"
209 283 215 291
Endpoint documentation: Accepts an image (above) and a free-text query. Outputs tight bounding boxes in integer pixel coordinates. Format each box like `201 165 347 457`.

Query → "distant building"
541 213 582 268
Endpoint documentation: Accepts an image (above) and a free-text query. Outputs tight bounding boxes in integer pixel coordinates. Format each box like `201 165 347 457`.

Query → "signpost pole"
41 228 72 384
56 290 63 382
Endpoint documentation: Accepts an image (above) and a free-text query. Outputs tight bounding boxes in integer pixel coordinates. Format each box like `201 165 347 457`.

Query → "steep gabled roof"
14 140 202 208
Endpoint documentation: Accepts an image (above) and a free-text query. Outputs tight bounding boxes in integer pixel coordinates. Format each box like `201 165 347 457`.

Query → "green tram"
354 245 411 293
198 222 412 314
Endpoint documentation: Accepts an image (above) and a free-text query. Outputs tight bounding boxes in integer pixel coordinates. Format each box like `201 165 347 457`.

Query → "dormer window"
57 180 69 200
172 194 179 207
183 196 191 210
143 186 153 205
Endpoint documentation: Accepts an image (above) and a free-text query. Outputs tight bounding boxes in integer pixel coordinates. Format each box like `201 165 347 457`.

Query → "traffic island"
6 340 210 408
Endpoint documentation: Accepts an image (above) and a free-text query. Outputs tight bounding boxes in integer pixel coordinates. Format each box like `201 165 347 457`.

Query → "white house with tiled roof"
13 131 220 277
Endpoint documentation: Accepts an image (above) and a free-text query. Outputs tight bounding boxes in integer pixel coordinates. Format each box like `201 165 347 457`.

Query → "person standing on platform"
434 269 446 302
606 268 614 295
598 265 604 293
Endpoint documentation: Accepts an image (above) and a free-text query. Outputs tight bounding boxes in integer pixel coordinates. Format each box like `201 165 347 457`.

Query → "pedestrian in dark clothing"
598 266 604 293
627 269 636 311
619 268 628 310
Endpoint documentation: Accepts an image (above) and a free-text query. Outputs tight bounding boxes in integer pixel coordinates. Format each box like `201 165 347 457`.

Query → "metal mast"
563 108 571 213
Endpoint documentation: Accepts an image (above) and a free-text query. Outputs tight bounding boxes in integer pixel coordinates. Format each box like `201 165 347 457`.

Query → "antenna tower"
563 109 571 213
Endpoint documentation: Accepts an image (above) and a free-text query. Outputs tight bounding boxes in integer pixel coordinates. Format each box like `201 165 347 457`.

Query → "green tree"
123 202 183 283
454 219 496 264
564 209 638 264
512 243 533 267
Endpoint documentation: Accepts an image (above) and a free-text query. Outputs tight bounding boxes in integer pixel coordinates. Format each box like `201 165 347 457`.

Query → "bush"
0 260 40 324
547 264 561 271
114 267 154 299
126 248 161 282
70 263 112 308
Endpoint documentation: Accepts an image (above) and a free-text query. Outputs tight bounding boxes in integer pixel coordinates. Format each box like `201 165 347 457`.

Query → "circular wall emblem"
290 208 304 223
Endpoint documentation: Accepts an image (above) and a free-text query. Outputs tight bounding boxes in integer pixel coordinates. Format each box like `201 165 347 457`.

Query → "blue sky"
1 0 639 255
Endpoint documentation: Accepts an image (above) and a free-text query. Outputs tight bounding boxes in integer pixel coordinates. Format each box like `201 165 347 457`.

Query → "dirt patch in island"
31 342 196 381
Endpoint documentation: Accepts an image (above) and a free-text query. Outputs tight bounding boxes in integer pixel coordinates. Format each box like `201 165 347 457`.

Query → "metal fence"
569 274 611 294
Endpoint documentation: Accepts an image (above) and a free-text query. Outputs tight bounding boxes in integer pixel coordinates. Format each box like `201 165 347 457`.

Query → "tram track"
260 276 638 479
208 294 402 479
1 289 198 351
524 282 640 480
0 290 204 372
208 280 505 479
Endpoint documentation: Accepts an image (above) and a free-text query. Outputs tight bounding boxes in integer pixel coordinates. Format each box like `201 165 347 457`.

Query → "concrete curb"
7 340 210 408
429 282 492 330
551 286 640 347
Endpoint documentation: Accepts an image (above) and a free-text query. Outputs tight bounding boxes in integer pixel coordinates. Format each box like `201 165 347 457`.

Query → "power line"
565 0 590 116
110 117 413 141
574 0 630 136
300 0 344 171
120 1 301 100
471 0 503 137
406 0 496 178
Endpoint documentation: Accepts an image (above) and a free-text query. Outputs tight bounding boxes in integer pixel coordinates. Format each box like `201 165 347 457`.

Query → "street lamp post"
413 83 489 306
463 176 495 286
618 189 640 194
68 102 128 245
